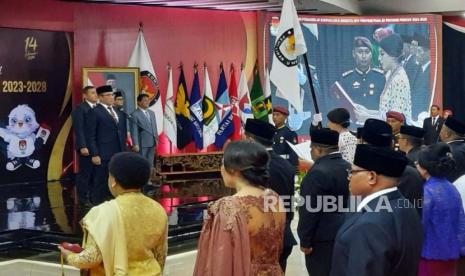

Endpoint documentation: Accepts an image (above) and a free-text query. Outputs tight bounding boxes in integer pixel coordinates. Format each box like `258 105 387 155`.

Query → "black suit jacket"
422 116 444 145
298 153 350 247
446 140 465 182
86 104 127 161
72 102 92 151
398 166 424 216
268 152 297 247
406 145 425 167
330 190 423 276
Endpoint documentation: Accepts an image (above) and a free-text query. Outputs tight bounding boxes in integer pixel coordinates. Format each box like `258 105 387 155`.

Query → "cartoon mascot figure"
0 104 50 171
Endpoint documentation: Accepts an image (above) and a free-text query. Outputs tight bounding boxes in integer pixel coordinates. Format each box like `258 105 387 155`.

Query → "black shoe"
25 158 40 169
6 158 21 171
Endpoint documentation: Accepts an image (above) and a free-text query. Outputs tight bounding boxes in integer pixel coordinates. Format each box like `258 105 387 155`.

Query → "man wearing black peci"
439 116 465 182
86 85 127 205
361 119 424 215
398 125 426 166
330 144 423 276
298 128 350 276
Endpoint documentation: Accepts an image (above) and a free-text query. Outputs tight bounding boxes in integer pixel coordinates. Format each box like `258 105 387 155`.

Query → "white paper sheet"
287 140 312 162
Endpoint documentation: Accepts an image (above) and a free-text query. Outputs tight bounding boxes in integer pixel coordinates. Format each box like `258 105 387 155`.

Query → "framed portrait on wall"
82 67 140 114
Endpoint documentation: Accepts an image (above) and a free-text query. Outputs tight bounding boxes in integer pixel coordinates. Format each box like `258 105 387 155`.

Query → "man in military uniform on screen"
272 106 299 172
331 36 385 121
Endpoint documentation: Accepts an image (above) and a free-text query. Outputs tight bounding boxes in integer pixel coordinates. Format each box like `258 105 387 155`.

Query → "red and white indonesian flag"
128 30 163 135
270 0 307 112
163 67 177 147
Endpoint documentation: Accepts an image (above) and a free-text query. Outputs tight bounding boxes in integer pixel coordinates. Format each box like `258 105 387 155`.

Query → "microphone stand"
118 108 159 145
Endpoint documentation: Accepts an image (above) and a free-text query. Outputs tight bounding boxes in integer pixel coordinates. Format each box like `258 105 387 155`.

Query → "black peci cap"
244 119 276 146
310 128 339 146
353 144 408 177
400 125 425 139
96 85 113 95
362 119 393 147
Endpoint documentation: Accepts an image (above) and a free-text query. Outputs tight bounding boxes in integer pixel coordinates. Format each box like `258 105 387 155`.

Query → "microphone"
119 108 159 144
118 107 133 119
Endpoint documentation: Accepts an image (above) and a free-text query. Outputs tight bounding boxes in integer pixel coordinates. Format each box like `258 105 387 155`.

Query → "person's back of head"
361 119 393 148
109 152 151 191
350 144 408 197
244 118 276 147
310 127 339 160
399 125 424 152
223 141 270 188
417 143 455 178
440 116 465 142
327 108 351 130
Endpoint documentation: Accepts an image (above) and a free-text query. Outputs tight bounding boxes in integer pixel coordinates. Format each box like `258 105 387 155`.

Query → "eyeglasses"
346 168 370 178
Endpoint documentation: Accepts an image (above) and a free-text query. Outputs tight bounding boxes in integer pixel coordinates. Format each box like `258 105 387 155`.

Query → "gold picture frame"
82 67 140 114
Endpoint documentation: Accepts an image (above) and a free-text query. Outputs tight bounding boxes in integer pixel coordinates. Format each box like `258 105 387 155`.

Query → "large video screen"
267 15 442 135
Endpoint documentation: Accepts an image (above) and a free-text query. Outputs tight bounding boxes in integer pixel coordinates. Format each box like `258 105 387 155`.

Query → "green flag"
250 66 268 121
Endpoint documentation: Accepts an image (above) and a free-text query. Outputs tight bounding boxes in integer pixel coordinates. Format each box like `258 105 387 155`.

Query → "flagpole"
302 53 322 127
167 63 173 155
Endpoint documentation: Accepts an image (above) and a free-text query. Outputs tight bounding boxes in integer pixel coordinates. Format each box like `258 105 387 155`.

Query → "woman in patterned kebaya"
59 152 168 276
194 141 285 276
354 33 413 125
326 107 357 164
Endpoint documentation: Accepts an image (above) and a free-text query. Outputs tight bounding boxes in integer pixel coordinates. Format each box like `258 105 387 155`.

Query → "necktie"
432 117 436 126
108 107 118 122
144 111 151 122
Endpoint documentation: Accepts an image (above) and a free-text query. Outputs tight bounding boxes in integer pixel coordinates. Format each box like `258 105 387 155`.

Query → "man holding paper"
330 36 385 121
298 128 350 276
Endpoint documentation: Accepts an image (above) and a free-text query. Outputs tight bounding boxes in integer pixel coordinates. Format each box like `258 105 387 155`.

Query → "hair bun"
251 166 268 173
438 155 455 170
418 143 455 178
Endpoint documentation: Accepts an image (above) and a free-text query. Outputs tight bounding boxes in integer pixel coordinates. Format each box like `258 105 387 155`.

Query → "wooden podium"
154 151 233 205
154 151 233 252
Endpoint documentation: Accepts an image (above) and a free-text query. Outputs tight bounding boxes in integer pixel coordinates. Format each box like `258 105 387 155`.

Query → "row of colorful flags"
126 0 306 150
166 63 272 150
127 27 273 150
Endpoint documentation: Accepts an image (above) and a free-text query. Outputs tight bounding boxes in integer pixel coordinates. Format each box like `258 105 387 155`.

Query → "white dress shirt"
454 175 465 212
85 100 96 109
99 103 119 122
